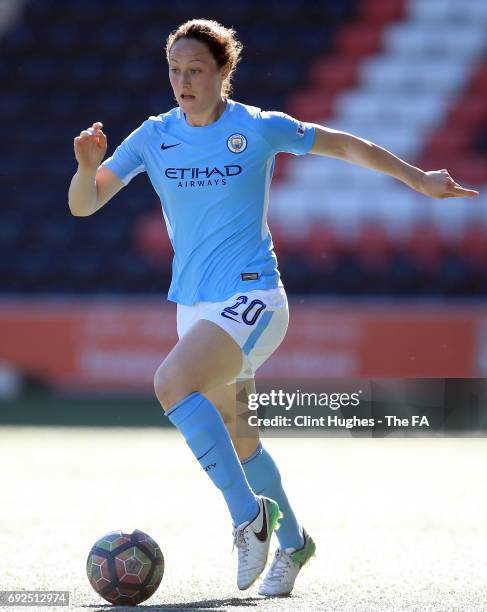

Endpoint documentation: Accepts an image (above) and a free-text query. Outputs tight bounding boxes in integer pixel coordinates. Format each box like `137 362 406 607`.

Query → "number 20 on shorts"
221 296 267 325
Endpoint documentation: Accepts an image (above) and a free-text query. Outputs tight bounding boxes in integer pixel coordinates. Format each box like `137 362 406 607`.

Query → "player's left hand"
419 169 479 199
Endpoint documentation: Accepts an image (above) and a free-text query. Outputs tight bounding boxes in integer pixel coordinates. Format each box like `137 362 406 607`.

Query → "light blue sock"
166 391 259 527
242 441 304 550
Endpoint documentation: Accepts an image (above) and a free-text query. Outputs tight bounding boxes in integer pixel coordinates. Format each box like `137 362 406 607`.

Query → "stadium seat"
448 95 487 129
337 90 449 127
356 222 392 270
1 24 36 54
409 0 487 25
451 158 487 185
287 90 334 122
133 211 174 268
474 123 487 155
335 24 383 58
303 221 340 267
461 225 487 267
384 22 486 58
0 217 23 252
407 224 444 271
423 130 472 157
361 56 469 94
359 0 405 24
310 57 359 92
469 66 487 95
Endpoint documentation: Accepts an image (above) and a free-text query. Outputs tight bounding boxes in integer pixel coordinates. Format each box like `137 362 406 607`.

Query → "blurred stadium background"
1 0 487 413
2 2 487 609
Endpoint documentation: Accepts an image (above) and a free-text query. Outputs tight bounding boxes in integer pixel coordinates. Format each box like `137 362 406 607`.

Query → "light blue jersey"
102 99 315 305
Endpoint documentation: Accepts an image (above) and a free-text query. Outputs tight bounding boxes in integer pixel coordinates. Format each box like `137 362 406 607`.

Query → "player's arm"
309 124 479 199
69 121 124 216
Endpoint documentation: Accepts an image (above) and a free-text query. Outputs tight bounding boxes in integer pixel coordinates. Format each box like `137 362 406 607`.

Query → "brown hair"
165 19 243 97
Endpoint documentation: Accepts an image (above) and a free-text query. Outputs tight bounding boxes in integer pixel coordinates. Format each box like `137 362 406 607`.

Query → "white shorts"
176 287 289 381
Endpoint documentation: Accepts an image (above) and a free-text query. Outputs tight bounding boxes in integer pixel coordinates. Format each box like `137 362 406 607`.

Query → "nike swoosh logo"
161 143 181 150
254 502 268 542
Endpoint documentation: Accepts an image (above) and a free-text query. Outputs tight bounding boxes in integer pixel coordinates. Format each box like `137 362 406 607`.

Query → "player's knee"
153 365 193 412
153 366 175 411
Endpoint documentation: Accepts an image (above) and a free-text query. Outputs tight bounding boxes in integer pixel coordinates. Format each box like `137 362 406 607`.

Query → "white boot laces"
232 524 250 561
267 548 294 581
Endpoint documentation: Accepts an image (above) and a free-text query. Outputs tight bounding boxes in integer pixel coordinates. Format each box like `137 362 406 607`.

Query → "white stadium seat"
361 56 470 94
336 90 450 128
409 0 487 25
384 23 487 59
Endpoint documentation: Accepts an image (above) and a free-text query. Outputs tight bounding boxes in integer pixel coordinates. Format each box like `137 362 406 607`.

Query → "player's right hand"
74 121 108 170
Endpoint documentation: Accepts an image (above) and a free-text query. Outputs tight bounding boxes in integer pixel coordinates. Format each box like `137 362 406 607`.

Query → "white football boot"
232 495 281 590
258 528 316 597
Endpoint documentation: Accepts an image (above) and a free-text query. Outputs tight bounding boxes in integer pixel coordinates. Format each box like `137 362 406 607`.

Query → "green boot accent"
290 529 316 567
267 499 283 535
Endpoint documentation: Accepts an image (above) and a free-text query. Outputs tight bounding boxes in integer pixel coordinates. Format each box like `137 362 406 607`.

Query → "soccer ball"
86 529 164 605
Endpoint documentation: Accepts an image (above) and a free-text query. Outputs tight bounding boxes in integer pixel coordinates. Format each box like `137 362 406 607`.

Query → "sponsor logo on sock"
253 502 268 542
204 462 216 472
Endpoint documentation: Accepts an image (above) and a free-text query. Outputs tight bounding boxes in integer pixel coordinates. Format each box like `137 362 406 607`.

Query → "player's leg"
205 378 260 461
154 318 242 409
154 319 260 528
246 426 316 596
209 298 316 597
207 377 315 596
154 320 280 589
208 376 307 550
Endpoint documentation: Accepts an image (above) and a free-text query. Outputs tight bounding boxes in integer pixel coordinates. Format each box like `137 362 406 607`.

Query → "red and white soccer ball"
86 529 164 606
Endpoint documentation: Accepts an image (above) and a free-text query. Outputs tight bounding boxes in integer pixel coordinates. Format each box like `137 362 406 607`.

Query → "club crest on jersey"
227 133 247 153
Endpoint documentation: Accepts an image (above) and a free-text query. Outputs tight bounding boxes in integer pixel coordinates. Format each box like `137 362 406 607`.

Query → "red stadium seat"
356 222 392 270
359 0 405 24
310 57 360 92
448 95 487 129
304 222 340 267
272 153 293 182
268 222 296 260
407 225 444 271
414 154 453 173
335 23 384 58
461 225 487 266
423 129 472 158
286 90 334 122
468 65 487 95
416 153 487 186
133 211 173 267
451 157 487 185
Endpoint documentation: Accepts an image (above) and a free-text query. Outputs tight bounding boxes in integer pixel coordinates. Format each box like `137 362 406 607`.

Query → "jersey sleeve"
101 121 149 185
258 111 315 156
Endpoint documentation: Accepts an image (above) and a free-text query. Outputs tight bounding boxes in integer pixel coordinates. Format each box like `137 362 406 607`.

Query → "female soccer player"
69 19 478 597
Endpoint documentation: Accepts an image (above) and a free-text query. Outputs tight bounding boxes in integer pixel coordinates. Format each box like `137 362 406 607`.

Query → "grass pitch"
1 426 486 611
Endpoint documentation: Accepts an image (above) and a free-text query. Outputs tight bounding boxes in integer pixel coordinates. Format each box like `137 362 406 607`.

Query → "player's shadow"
88 596 265 610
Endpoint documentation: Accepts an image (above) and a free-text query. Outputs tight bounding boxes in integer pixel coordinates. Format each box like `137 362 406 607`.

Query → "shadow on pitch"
87 596 264 611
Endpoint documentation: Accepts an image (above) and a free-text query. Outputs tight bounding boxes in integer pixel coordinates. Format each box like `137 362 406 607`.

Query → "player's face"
168 38 226 118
